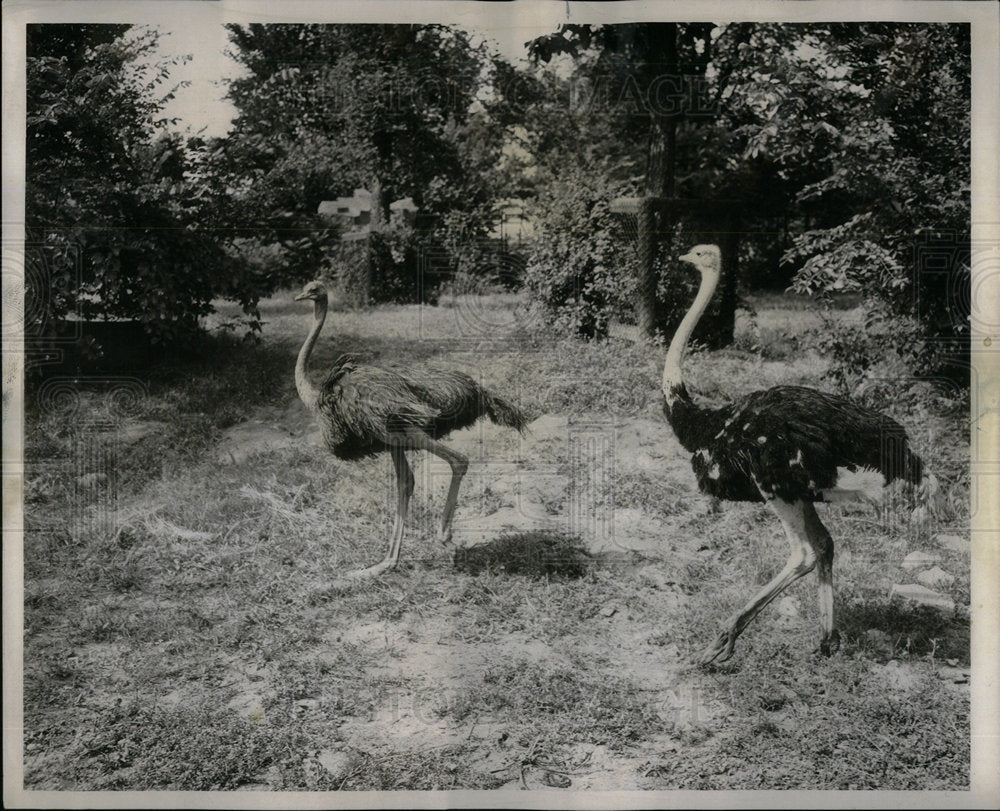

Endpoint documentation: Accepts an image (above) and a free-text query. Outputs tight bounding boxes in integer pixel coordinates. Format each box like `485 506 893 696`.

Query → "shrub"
523 171 636 339
806 299 966 405
324 226 429 307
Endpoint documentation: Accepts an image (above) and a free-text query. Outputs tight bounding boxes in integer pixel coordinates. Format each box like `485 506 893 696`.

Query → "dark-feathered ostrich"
663 245 936 664
294 280 527 580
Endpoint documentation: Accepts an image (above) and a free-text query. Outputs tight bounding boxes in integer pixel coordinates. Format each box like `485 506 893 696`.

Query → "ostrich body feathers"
316 354 526 460
664 384 924 503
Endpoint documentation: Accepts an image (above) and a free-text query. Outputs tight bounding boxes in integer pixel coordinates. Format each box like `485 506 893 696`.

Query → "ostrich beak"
679 251 696 264
294 291 310 301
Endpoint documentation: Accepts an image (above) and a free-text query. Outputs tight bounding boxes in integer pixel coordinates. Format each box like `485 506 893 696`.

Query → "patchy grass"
21 289 970 791
679 655 967 790
439 656 669 751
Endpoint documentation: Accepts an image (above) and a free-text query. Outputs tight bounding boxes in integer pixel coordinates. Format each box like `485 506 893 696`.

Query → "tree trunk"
370 177 386 227
646 109 677 198
371 127 394 227
636 197 658 339
637 23 678 341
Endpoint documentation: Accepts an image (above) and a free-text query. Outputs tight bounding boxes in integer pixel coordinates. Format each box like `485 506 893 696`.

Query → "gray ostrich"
662 245 935 664
294 280 526 580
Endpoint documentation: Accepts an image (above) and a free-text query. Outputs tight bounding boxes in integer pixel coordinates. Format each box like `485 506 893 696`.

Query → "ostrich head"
678 244 722 277
295 280 328 302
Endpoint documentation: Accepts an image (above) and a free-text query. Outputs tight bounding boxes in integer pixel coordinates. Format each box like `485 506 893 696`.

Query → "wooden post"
637 196 659 341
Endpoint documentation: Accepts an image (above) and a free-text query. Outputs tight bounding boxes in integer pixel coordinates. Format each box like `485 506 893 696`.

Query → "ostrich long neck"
295 298 327 412
662 267 719 405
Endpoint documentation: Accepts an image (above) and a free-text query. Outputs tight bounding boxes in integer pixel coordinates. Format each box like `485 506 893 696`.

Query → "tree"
25 24 252 342
713 23 970 380
523 21 969 378
220 24 505 238
527 23 731 343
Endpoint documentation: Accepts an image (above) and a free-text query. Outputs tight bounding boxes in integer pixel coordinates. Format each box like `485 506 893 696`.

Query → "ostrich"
294 280 527 580
663 245 934 664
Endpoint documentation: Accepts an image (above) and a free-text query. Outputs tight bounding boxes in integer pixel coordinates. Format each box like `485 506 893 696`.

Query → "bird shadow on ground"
452 530 593 579
836 600 969 663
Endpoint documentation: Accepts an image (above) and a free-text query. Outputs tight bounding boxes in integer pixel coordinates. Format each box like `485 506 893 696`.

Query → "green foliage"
217 23 516 292
75 701 303 790
523 170 636 338
721 23 970 378
807 300 967 404
25 25 260 342
326 236 372 308
367 226 430 305
190 132 338 294
325 225 437 307
521 21 969 379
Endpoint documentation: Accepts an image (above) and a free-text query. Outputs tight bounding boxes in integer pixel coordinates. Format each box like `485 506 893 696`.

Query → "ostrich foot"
818 629 841 657
699 628 738 665
437 526 454 546
343 559 396 580
315 560 396 592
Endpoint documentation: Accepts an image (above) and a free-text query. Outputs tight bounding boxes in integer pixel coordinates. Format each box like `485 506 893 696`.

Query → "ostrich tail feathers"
860 421 924 488
483 390 528 433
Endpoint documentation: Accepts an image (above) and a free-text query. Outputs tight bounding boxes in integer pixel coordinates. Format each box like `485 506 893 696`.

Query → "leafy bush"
771 25 970 384
326 235 373 308
434 209 523 290
327 226 434 306
369 227 428 304
24 27 268 344
326 213 523 309
523 171 636 339
807 299 968 404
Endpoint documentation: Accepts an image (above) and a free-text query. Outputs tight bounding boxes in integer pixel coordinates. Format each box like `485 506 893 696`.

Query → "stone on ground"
901 550 941 570
890 583 955 613
916 566 955 589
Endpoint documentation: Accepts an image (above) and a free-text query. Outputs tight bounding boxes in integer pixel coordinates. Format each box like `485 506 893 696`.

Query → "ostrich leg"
700 498 818 665
384 446 415 568
342 445 415 581
398 426 469 545
803 501 839 655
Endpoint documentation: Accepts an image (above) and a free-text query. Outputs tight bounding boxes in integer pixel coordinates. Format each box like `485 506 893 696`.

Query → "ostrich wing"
691 386 919 503
393 366 489 429
317 362 439 457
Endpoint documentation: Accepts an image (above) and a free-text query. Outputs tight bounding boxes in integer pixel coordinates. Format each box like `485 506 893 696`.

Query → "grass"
439 656 669 751
19 288 971 792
